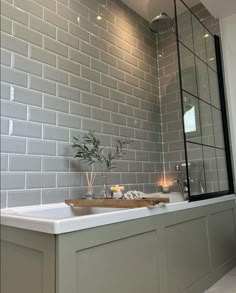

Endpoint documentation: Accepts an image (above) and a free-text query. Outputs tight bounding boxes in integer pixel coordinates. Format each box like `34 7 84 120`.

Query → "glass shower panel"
179 44 197 95
206 34 217 71
195 57 211 104
199 101 215 146
203 146 219 193
175 0 231 198
192 15 207 62
176 0 194 50
212 108 225 148
209 68 220 109
216 149 229 191
186 142 206 195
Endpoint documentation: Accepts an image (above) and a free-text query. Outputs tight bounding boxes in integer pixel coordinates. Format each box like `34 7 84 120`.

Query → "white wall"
220 13 236 184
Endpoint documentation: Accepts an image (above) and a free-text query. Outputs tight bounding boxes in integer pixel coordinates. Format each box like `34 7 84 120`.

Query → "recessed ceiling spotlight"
77 16 80 23
97 15 102 21
204 33 209 38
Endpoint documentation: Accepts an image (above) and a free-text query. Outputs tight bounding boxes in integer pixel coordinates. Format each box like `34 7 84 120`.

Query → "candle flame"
157 179 173 187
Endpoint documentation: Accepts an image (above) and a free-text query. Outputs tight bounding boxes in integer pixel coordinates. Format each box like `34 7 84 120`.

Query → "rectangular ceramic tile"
13 54 42 76
70 48 90 67
1 154 8 171
8 190 41 207
111 113 127 126
1 100 27 120
1 136 26 154
70 102 91 118
1 173 25 190
57 173 81 187
91 83 109 98
101 74 117 89
69 75 90 92
57 2 79 24
110 90 126 103
26 173 56 189
109 67 125 81
27 139 56 155
69 0 89 18
9 155 41 171
0 83 11 100
91 59 108 74
1 66 28 87
44 94 69 113
81 66 100 83
80 41 99 58
101 99 118 112
58 84 80 102
42 157 69 172
44 8 68 31
30 15 56 38
30 45 56 67
82 118 101 132
1 191 7 209
92 108 110 122
44 65 68 84
81 92 101 107
14 23 43 47
2 1 28 25
58 28 79 49
1 16 13 34
43 125 69 142
102 123 119 136
15 0 43 18
57 112 81 129
14 87 42 107
30 76 56 95
69 23 89 42
58 56 80 76
44 36 68 57
28 107 56 125
42 188 69 204
1 49 11 66
11 120 42 139
34 0 56 11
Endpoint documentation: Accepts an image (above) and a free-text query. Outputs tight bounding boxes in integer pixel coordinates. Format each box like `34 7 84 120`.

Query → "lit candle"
161 184 170 193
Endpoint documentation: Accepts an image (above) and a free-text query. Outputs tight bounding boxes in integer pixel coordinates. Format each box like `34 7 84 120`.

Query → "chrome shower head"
149 12 174 34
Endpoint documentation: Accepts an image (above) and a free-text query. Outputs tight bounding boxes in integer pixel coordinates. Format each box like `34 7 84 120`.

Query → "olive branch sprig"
72 130 132 172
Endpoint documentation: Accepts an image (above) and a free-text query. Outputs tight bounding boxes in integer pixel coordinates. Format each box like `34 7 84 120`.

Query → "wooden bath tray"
65 197 169 208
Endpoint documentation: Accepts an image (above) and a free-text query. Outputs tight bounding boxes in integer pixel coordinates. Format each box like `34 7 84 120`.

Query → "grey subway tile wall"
1 0 162 207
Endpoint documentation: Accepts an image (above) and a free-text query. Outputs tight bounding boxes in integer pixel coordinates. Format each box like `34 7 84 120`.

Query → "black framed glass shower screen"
174 0 234 200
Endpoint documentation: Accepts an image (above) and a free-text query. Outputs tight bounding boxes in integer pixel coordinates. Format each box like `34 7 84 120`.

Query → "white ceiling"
201 0 236 18
121 0 200 21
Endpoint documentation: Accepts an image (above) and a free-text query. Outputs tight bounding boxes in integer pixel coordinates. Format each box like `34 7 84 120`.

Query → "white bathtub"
1 194 235 234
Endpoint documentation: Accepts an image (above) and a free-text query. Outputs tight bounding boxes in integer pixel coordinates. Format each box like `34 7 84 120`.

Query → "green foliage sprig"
72 130 132 172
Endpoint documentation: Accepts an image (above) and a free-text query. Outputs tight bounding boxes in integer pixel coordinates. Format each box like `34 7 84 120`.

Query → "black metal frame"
174 0 234 202
214 35 234 194
174 0 191 200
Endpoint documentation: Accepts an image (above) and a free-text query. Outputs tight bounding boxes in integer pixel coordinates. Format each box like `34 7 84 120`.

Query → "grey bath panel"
164 217 211 293
1 199 236 293
56 217 160 293
75 232 159 293
208 209 236 269
1 226 55 293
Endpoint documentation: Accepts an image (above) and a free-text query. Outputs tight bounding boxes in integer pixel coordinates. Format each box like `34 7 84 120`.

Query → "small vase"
101 172 111 198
